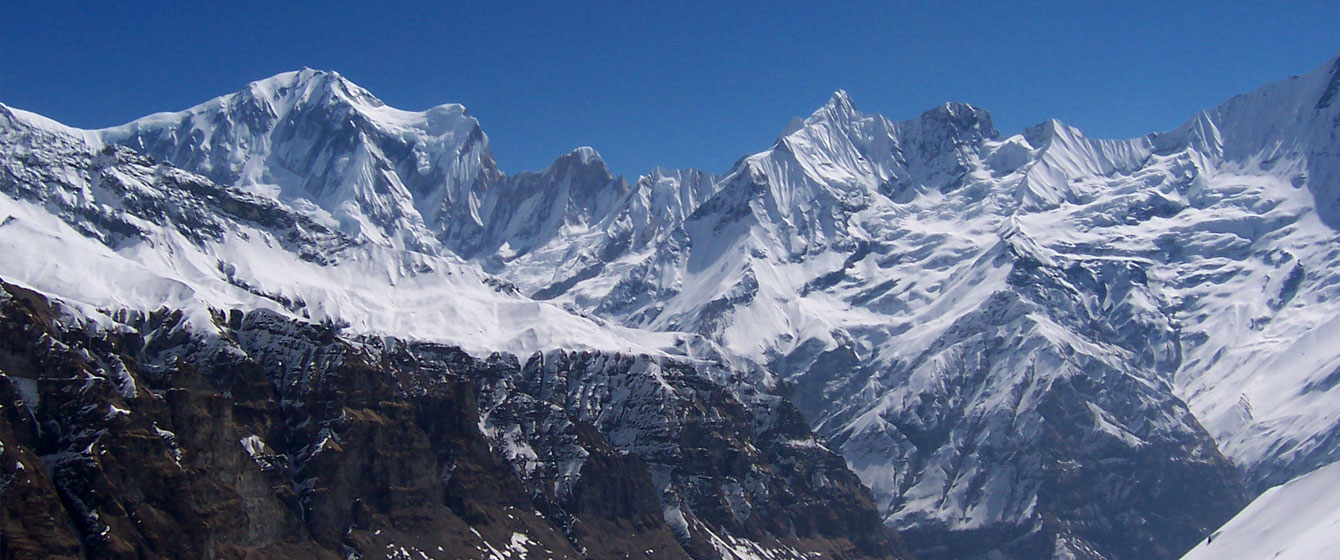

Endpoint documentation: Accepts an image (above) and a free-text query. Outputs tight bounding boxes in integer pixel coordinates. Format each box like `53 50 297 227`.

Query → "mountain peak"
237 68 384 111
566 146 603 165
813 90 859 122
826 89 855 109
914 101 998 139
1020 118 1083 147
774 90 867 143
541 146 616 184
548 146 609 173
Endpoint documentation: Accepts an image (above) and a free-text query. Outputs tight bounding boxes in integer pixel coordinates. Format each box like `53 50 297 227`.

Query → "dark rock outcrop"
0 280 904 559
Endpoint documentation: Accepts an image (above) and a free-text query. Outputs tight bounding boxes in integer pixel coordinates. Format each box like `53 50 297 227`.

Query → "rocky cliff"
0 280 903 559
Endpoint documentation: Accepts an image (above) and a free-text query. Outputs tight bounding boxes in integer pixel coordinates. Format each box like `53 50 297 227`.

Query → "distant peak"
1021 118 1075 146
786 90 864 139
920 101 989 122
545 146 612 178
916 101 999 140
564 146 603 165
241 68 383 108
815 90 858 121
549 146 603 168
827 90 855 109
1023 117 1055 132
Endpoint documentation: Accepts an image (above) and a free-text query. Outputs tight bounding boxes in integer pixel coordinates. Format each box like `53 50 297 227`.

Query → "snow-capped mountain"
0 103 676 357
0 103 901 559
100 68 494 253
485 54 1340 557
519 91 1251 558
3 51 1340 560
91 68 724 274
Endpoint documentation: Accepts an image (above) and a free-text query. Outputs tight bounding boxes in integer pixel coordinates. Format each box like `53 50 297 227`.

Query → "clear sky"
2 1 1338 177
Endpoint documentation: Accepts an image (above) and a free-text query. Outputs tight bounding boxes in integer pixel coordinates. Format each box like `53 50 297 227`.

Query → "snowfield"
1180 461 1340 560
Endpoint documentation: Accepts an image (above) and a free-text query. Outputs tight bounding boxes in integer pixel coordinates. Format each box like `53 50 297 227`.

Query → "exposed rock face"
799 243 1249 560
0 280 903 559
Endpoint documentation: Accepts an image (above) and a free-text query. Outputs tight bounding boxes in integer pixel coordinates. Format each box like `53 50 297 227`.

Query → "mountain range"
3 52 1339 559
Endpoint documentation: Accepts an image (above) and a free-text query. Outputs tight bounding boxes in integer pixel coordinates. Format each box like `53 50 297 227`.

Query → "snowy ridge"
1179 461 1340 560
99 68 493 252
484 53 1340 557
0 104 673 357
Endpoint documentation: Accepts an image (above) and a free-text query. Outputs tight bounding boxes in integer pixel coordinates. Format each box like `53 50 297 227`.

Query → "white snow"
239 434 267 458
1180 461 1340 560
0 160 674 358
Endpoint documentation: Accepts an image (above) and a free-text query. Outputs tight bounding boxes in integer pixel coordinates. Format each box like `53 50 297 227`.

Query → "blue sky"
3 1 1337 177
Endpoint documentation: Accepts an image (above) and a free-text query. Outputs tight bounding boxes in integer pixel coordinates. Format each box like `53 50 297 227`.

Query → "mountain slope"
0 281 901 559
0 103 670 356
485 56 1340 558
1179 461 1340 560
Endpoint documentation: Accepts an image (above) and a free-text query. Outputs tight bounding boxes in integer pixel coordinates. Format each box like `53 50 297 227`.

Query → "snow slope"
1180 461 1340 560
0 103 673 357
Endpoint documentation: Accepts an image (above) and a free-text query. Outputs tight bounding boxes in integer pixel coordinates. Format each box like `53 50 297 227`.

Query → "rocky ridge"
0 280 902 559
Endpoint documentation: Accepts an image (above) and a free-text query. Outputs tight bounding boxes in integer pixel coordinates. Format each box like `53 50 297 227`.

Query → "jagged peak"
825 89 856 112
1021 118 1085 148
237 67 385 111
912 101 998 139
769 91 869 147
566 146 602 165
796 93 998 143
536 146 616 183
808 89 860 124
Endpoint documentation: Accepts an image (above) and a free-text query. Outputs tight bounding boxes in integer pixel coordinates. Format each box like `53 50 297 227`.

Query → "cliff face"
0 280 903 560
